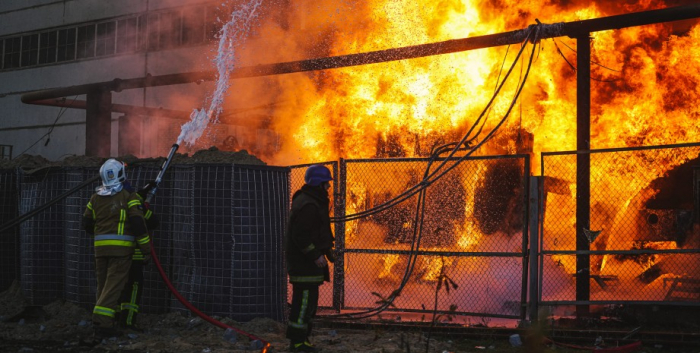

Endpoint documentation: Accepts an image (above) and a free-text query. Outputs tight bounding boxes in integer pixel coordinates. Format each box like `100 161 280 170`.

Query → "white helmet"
99 159 126 188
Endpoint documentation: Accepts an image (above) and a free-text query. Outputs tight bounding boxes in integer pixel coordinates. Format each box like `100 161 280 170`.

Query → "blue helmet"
304 165 333 186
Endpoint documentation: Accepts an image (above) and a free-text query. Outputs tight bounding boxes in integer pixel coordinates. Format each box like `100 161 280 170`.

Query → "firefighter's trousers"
119 260 144 327
93 256 132 328
286 283 320 343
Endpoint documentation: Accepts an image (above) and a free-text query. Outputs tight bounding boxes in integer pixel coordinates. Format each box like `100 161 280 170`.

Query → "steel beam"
20 4 700 105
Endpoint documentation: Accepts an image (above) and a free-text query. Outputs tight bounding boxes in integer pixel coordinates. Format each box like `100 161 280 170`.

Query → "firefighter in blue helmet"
82 159 152 339
285 164 335 352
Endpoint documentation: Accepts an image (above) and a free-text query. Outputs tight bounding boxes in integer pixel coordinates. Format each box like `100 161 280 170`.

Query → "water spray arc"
139 2 273 350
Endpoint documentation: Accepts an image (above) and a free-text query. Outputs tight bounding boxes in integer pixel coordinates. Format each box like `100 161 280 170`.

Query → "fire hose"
146 143 270 352
150 242 270 351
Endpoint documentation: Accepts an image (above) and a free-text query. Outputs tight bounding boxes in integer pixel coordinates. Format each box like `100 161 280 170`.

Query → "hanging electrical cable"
322 23 542 320
332 24 540 224
14 95 79 158
552 38 622 83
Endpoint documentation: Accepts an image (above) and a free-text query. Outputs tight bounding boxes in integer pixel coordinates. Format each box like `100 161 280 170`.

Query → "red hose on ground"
150 241 270 352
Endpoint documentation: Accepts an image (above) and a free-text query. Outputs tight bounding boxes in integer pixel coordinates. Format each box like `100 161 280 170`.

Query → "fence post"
332 159 346 312
519 155 531 323
529 176 543 323
576 32 592 317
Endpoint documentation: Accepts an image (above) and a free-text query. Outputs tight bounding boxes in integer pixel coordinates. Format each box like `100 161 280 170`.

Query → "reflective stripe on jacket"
84 189 149 257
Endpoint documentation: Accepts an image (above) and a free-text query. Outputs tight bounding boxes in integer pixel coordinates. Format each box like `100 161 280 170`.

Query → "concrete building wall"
0 0 218 160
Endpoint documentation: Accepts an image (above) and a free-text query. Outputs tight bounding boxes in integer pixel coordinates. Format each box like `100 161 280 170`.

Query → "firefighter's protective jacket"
286 185 335 284
83 189 152 258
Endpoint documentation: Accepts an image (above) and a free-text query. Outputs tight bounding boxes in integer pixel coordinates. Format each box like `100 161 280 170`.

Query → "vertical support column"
332 159 346 312
529 175 543 323
519 155 531 323
576 33 591 317
85 90 112 157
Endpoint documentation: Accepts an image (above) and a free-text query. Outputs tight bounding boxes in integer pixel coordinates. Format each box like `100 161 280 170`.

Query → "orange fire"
208 1 700 300
212 0 700 168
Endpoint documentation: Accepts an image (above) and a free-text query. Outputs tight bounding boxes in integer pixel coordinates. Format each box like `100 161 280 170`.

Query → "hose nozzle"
146 143 179 203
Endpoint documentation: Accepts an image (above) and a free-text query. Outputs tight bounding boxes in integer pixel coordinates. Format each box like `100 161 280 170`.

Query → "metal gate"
292 155 530 320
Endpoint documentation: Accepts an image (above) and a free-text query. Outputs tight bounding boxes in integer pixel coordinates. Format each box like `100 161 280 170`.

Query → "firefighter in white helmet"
82 159 152 339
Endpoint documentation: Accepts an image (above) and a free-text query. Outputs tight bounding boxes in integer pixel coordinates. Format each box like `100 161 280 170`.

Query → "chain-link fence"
540 143 700 306
3 163 289 322
7 143 700 323
334 156 530 319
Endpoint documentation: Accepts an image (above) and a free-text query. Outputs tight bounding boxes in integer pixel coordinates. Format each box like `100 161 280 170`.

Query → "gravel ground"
2 280 698 353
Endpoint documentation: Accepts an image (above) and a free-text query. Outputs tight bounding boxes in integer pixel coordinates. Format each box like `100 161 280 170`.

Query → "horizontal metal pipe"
30 98 190 119
231 4 700 77
21 72 215 103
20 4 700 104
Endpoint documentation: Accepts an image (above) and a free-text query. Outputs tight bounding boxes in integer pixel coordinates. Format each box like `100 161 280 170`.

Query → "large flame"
211 0 700 167
204 0 700 304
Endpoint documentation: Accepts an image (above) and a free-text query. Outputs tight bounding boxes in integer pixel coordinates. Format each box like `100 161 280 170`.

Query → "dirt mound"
177 147 266 165
0 147 266 171
0 154 51 170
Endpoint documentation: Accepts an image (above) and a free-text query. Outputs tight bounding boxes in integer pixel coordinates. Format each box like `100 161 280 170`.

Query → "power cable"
332 26 538 223
0 175 100 233
14 96 80 158
555 38 621 72
322 24 542 320
552 38 622 83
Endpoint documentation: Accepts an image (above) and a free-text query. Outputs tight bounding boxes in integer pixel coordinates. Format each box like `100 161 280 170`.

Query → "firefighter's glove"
142 254 152 266
314 255 328 268
325 249 336 263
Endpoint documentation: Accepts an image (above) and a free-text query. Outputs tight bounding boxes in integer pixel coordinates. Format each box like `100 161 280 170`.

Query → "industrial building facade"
0 0 231 160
